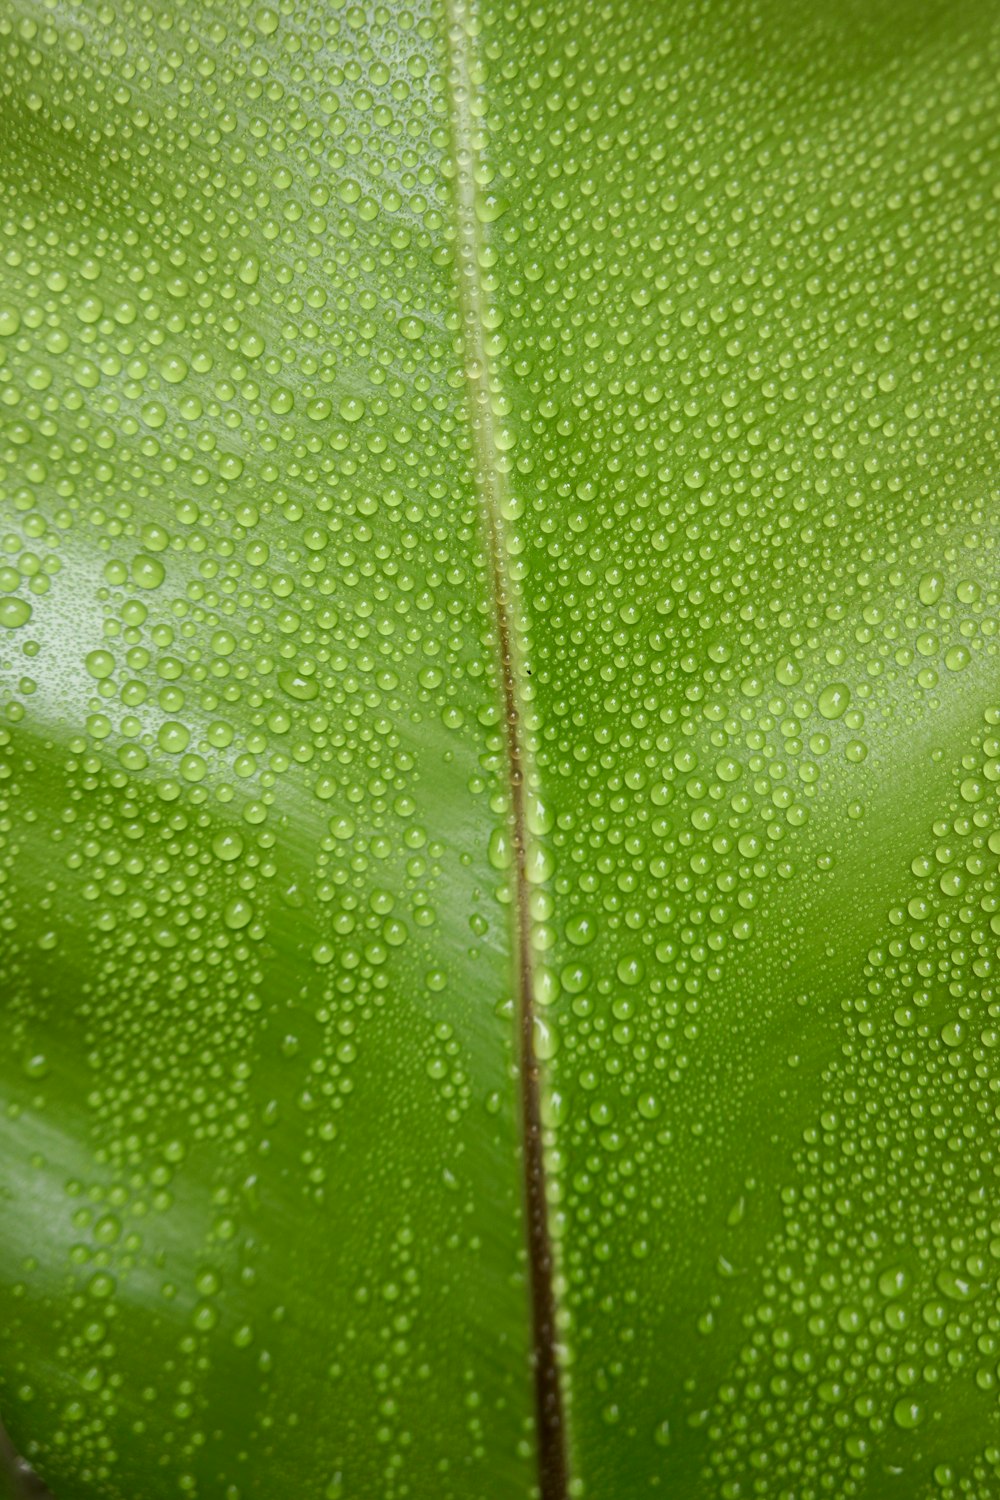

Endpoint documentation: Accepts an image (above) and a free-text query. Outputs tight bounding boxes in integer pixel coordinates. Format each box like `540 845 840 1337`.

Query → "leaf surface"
1 0 999 1496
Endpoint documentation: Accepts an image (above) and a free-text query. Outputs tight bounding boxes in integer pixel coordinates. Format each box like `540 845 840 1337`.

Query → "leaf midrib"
442 5 568 1495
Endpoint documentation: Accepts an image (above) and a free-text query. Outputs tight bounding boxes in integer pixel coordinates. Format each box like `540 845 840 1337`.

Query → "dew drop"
817 683 851 720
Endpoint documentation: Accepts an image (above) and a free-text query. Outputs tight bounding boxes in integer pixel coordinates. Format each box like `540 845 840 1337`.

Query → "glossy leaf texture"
1 0 999 1495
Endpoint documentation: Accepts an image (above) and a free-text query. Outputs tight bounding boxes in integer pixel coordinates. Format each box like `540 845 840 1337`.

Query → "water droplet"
131 555 165 590
0 598 31 629
223 898 254 931
918 572 944 605
817 682 851 720
212 832 244 863
278 670 318 702
892 1397 924 1430
566 913 596 946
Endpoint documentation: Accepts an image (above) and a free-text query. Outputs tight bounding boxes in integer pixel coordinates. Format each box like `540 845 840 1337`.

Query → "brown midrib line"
493 525 567 1500
442 6 568 1498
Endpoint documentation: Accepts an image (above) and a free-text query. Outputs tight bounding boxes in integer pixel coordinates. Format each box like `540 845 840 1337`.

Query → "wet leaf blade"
2 0 1000 1496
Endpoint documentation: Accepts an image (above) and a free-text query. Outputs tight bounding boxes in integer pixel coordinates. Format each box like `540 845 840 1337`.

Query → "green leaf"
1 0 998 1496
